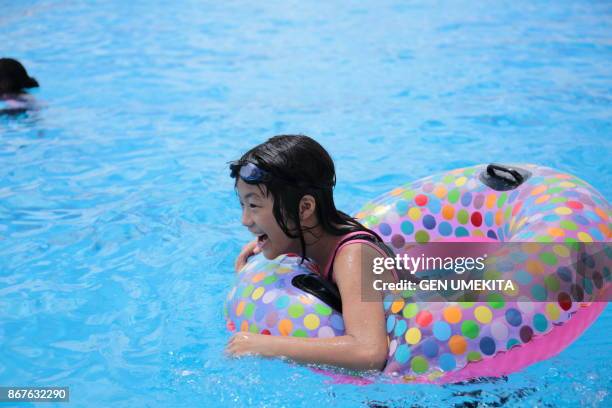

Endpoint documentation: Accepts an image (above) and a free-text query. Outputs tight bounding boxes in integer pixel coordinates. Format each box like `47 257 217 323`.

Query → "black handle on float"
486 163 524 187
292 274 342 313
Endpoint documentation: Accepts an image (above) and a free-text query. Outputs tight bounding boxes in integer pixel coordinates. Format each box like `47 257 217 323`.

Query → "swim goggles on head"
229 162 273 183
229 161 334 189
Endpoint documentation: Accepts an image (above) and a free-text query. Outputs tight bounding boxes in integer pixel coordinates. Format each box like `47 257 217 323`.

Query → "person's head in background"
0 58 39 96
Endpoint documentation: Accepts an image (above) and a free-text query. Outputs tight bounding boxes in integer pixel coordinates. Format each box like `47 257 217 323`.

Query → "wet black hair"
230 134 384 262
0 58 39 95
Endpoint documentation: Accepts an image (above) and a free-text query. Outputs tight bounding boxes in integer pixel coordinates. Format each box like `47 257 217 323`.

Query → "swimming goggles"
229 161 334 188
229 162 273 183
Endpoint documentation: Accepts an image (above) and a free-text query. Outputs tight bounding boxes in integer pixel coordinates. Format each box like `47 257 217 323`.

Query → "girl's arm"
227 244 389 371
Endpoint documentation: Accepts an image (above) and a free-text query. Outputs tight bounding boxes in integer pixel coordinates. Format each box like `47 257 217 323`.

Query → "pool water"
1 0 610 406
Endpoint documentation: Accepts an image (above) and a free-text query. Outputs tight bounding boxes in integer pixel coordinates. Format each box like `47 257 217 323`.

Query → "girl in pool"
226 134 396 370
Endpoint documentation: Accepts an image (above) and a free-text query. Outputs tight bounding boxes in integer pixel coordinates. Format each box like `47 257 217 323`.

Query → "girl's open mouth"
256 234 269 250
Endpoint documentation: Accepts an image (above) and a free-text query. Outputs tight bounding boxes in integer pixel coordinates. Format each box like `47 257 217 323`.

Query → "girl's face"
236 179 300 260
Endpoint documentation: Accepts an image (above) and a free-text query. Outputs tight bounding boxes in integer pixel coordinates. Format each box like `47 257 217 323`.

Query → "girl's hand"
226 331 270 357
234 239 261 272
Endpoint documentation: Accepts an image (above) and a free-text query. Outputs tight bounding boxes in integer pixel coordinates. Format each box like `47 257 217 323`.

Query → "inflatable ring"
225 164 611 383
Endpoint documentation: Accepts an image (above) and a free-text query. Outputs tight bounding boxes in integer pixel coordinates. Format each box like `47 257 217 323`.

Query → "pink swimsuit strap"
323 230 393 284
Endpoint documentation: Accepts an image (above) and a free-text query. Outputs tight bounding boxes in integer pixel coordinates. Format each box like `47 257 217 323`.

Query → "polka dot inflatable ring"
225 164 611 383
225 255 345 338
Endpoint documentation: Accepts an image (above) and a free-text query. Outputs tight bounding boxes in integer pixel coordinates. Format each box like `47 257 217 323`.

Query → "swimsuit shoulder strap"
325 231 394 284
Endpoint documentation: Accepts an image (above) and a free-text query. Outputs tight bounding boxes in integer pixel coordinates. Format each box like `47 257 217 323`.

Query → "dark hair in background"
231 134 384 262
0 58 39 94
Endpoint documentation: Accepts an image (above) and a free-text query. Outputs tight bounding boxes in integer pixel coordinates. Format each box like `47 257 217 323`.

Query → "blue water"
1 0 611 406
